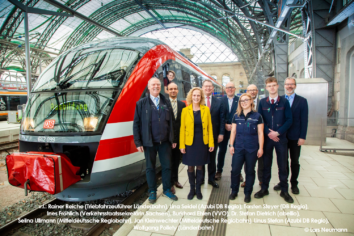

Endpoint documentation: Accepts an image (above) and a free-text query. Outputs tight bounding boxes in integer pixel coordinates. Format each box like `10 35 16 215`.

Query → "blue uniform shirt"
232 110 263 153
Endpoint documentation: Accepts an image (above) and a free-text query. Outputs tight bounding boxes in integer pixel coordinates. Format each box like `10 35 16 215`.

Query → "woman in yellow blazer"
180 87 214 200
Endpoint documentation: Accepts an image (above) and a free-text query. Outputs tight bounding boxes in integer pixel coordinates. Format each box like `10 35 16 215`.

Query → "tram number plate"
43 119 55 129
38 137 55 142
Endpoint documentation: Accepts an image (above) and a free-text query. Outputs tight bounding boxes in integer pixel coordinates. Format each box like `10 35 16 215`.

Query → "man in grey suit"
241 84 263 187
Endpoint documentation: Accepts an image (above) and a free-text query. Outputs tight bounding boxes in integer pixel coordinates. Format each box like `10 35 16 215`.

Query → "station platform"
114 138 354 236
0 120 20 143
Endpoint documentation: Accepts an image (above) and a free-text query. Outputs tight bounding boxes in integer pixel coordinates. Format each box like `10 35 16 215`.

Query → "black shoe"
244 195 251 203
291 186 300 195
240 174 244 182
273 183 281 191
280 191 294 203
229 192 237 200
208 180 219 188
254 189 269 199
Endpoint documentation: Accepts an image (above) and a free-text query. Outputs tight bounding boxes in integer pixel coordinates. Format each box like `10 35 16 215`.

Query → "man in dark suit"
167 82 186 194
216 82 239 180
273 77 308 195
202 80 225 188
241 84 262 188
133 77 178 204
247 84 260 111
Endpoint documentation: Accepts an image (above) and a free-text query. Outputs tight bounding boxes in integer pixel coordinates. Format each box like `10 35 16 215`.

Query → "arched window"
222 74 230 87
211 75 217 80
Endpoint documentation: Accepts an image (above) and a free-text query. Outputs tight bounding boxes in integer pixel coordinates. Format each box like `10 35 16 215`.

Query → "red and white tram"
7 37 223 201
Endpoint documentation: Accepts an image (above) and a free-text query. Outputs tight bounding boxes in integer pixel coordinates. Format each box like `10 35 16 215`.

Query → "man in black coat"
133 77 178 204
216 82 239 180
202 80 225 188
167 82 186 193
274 77 308 195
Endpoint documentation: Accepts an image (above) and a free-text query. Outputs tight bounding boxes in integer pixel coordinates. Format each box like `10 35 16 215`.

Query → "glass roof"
142 28 238 63
0 0 304 80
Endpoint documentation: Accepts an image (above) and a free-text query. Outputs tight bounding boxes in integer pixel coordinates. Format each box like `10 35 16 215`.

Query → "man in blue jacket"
216 82 239 180
254 77 294 203
273 77 308 195
133 77 178 204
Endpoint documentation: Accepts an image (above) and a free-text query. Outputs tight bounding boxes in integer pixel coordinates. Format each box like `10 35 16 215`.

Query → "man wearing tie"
216 82 239 180
168 82 186 194
241 84 263 188
254 77 293 203
273 77 308 195
201 80 225 188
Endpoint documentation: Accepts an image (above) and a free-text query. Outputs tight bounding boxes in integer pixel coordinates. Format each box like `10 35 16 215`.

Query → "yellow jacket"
179 105 214 149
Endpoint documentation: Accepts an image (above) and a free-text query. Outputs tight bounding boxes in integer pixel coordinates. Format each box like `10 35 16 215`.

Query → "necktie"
207 96 211 108
155 97 159 110
271 99 275 104
172 100 177 119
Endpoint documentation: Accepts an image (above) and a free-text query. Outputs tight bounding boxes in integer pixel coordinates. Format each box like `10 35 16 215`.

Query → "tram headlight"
83 117 98 131
22 118 35 131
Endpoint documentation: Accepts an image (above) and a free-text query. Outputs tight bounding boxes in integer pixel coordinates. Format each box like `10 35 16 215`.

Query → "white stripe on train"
92 152 144 173
101 121 133 140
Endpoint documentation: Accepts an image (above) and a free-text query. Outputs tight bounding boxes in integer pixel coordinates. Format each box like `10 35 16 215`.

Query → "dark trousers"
144 141 171 192
261 138 289 192
203 141 218 181
231 149 258 195
217 130 230 173
257 157 264 182
287 139 301 187
171 144 182 184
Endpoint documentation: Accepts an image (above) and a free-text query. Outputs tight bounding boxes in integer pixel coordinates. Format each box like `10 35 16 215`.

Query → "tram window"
181 69 191 97
7 96 21 110
20 96 27 105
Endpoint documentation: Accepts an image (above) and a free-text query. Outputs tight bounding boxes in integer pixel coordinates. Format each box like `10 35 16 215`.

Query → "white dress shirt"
269 95 278 104
205 95 212 107
253 95 258 108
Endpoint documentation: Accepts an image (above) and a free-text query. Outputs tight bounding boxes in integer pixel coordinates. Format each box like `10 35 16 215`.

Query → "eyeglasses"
240 99 250 103
284 83 296 86
247 89 258 92
226 87 235 89
203 85 213 88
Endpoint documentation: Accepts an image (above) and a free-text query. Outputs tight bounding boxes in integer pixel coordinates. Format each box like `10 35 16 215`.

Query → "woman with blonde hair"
229 93 264 203
180 87 214 200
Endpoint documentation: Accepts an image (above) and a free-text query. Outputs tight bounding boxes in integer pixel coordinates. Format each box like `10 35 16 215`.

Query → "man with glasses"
216 82 239 180
254 77 294 203
201 80 225 188
273 77 308 195
247 84 260 110
241 84 263 188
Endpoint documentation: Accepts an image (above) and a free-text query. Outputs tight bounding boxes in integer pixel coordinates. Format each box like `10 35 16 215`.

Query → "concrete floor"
115 139 354 236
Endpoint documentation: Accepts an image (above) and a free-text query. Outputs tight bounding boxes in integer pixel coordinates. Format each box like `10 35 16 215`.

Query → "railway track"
0 140 19 152
0 181 149 236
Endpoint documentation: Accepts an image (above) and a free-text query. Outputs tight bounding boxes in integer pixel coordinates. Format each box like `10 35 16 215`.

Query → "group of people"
133 70 308 204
